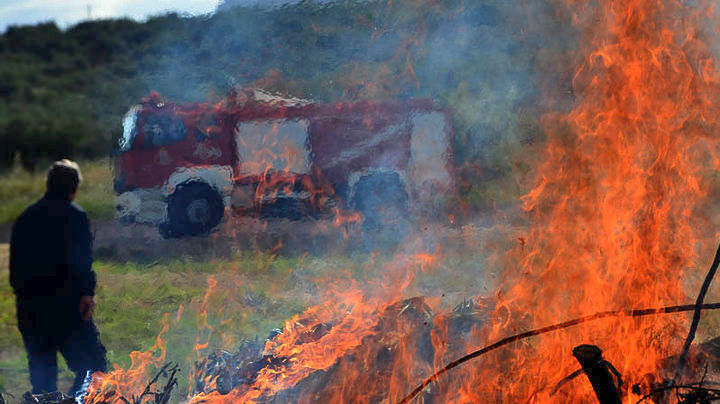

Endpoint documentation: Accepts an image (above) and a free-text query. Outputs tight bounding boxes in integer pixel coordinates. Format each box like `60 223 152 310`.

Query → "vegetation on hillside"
0 0 576 209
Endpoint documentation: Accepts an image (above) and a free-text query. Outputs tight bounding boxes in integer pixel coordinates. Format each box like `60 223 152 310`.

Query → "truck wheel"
164 182 224 237
350 172 410 251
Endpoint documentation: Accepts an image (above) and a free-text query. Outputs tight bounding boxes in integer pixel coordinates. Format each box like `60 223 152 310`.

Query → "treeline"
0 19 155 170
0 0 574 204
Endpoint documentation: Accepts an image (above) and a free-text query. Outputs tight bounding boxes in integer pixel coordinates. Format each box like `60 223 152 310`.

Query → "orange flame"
85 314 171 403
456 0 720 402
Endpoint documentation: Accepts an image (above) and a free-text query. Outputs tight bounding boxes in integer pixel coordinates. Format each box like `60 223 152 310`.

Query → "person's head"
46 159 83 200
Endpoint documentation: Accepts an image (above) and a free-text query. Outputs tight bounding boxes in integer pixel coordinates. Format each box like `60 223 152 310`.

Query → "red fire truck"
114 89 452 238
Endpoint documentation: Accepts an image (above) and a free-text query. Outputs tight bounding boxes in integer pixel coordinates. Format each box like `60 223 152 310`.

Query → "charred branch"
125 362 179 404
572 345 622 404
85 362 179 404
551 368 585 396
152 364 179 404
399 302 720 404
634 382 720 404
20 392 74 404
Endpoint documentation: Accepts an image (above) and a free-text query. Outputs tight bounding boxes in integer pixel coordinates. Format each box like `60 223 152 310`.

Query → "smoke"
127 0 560 189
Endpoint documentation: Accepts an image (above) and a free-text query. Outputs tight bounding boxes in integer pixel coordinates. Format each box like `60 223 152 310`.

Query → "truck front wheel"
163 182 224 238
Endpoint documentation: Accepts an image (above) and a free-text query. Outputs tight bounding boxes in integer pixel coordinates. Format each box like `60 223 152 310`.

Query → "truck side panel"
307 105 412 188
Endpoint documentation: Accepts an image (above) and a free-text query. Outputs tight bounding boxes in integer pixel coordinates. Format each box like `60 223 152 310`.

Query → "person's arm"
9 221 20 296
71 209 97 320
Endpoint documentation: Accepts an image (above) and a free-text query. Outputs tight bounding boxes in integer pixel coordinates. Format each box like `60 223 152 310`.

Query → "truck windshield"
118 106 140 153
142 113 187 148
118 107 188 153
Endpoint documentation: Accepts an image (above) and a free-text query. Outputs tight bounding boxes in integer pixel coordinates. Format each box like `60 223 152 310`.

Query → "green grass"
0 159 115 225
0 251 315 396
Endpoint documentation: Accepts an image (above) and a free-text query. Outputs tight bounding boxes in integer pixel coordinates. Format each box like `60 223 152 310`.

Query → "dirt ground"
90 216 365 263
0 215 360 263
1 201 522 264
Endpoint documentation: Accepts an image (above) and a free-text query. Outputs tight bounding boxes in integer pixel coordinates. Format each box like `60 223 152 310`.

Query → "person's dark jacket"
9 192 97 335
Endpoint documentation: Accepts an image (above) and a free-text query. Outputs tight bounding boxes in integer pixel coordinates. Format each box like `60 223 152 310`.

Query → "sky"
0 0 222 33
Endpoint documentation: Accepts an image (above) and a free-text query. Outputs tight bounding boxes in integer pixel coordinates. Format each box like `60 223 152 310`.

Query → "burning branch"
122 362 179 404
86 363 179 404
676 241 720 379
398 302 720 404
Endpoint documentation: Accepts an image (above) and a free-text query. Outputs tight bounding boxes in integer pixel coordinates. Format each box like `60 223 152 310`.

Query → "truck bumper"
115 189 168 225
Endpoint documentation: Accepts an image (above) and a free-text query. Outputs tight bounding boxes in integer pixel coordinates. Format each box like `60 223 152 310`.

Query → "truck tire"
350 172 410 251
163 182 224 238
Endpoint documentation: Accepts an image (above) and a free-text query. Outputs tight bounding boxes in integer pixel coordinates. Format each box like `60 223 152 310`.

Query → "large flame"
461 0 720 401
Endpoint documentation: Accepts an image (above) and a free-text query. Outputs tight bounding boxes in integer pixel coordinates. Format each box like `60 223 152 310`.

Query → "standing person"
9 159 107 395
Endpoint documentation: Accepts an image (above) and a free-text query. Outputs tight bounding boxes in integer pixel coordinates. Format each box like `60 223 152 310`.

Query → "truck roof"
138 88 439 123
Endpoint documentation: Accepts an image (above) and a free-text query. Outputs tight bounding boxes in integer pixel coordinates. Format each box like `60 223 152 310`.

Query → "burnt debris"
190 297 488 402
572 344 623 404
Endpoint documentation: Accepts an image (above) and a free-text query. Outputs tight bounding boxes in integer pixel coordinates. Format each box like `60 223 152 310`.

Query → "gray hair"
46 159 83 198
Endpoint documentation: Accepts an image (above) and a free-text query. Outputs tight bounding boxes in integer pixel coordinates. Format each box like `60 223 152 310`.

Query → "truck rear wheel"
350 172 410 252
163 182 224 238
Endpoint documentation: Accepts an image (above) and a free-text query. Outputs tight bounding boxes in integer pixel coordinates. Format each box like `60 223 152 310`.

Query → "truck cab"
114 94 236 236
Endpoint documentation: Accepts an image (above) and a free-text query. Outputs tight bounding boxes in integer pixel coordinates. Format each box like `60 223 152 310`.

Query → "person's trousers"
21 321 107 395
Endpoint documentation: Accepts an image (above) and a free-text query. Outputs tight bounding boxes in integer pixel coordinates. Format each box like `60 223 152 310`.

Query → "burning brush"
187 297 489 403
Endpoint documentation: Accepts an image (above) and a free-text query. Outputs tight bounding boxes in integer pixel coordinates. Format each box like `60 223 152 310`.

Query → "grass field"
0 248 321 396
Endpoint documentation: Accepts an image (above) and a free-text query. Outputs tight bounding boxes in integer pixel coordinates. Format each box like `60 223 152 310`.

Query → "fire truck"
114 89 452 238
